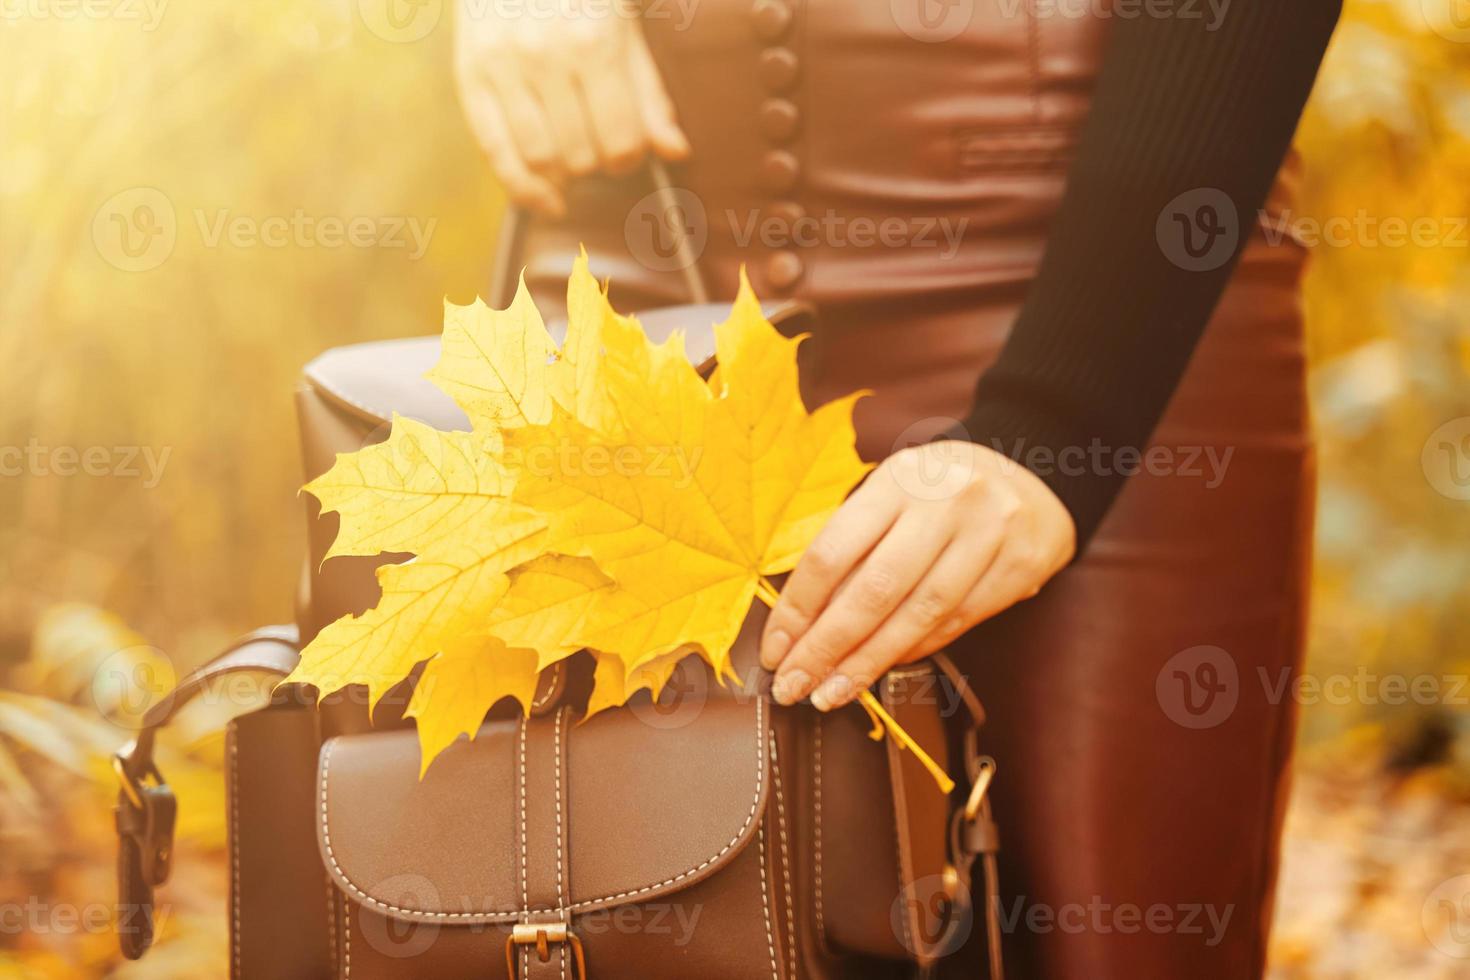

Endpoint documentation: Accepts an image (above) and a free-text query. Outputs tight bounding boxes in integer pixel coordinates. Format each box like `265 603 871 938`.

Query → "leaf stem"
857 691 956 795
754 576 782 607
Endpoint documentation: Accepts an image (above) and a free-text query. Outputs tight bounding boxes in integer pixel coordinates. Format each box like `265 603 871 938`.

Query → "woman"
454 1 1341 976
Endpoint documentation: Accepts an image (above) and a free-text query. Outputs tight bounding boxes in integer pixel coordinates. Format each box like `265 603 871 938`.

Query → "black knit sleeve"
958 1 1342 549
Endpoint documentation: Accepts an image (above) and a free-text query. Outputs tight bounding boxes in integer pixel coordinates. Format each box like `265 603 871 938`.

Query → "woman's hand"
453 0 691 217
760 440 1077 709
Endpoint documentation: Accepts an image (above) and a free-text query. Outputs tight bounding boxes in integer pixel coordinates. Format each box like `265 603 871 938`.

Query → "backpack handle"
113 626 301 960
488 158 710 308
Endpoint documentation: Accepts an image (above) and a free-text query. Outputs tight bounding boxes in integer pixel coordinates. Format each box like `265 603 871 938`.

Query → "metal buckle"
112 743 165 811
505 923 586 980
942 862 962 902
962 755 996 823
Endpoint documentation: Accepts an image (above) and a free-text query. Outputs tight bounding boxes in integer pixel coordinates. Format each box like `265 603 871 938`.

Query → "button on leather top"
751 0 793 41
759 99 800 142
758 47 800 92
766 250 804 290
766 200 807 229
759 149 800 193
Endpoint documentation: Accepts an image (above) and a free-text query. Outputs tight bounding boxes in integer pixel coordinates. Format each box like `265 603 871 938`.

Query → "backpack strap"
113 626 301 960
931 651 1005 980
489 159 710 309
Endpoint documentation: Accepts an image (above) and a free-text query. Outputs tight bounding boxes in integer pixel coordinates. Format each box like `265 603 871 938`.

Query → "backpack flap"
315 693 781 980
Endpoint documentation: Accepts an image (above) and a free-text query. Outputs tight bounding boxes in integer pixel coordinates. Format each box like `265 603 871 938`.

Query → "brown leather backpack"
113 179 1004 980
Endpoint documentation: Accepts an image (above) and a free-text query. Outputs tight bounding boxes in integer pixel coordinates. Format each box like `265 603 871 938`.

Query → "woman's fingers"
627 32 691 160
482 61 561 177
909 533 1050 660
526 71 600 177
755 441 1076 711
956 533 1051 622
576 54 651 175
455 3 689 198
458 84 566 216
523 26 602 179
770 509 955 706
760 479 902 671
816 531 1002 708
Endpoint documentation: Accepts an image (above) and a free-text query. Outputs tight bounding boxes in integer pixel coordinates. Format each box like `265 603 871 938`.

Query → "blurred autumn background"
1 0 1468 976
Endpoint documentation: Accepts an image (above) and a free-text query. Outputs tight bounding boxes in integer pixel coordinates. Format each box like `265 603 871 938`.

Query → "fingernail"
771 669 811 706
760 629 791 670
810 674 853 712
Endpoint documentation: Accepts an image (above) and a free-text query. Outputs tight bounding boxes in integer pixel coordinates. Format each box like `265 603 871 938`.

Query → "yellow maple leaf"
428 282 557 431
304 414 524 561
554 254 655 436
288 255 951 790
481 555 616 671
505 271 872 679
405 638 540 776
283 522 545 707
284 256 657 770
392 555 616 773
584 647 694 721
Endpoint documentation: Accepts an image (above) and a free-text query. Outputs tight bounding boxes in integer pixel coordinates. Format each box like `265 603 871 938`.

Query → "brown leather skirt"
518 2 1315 976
